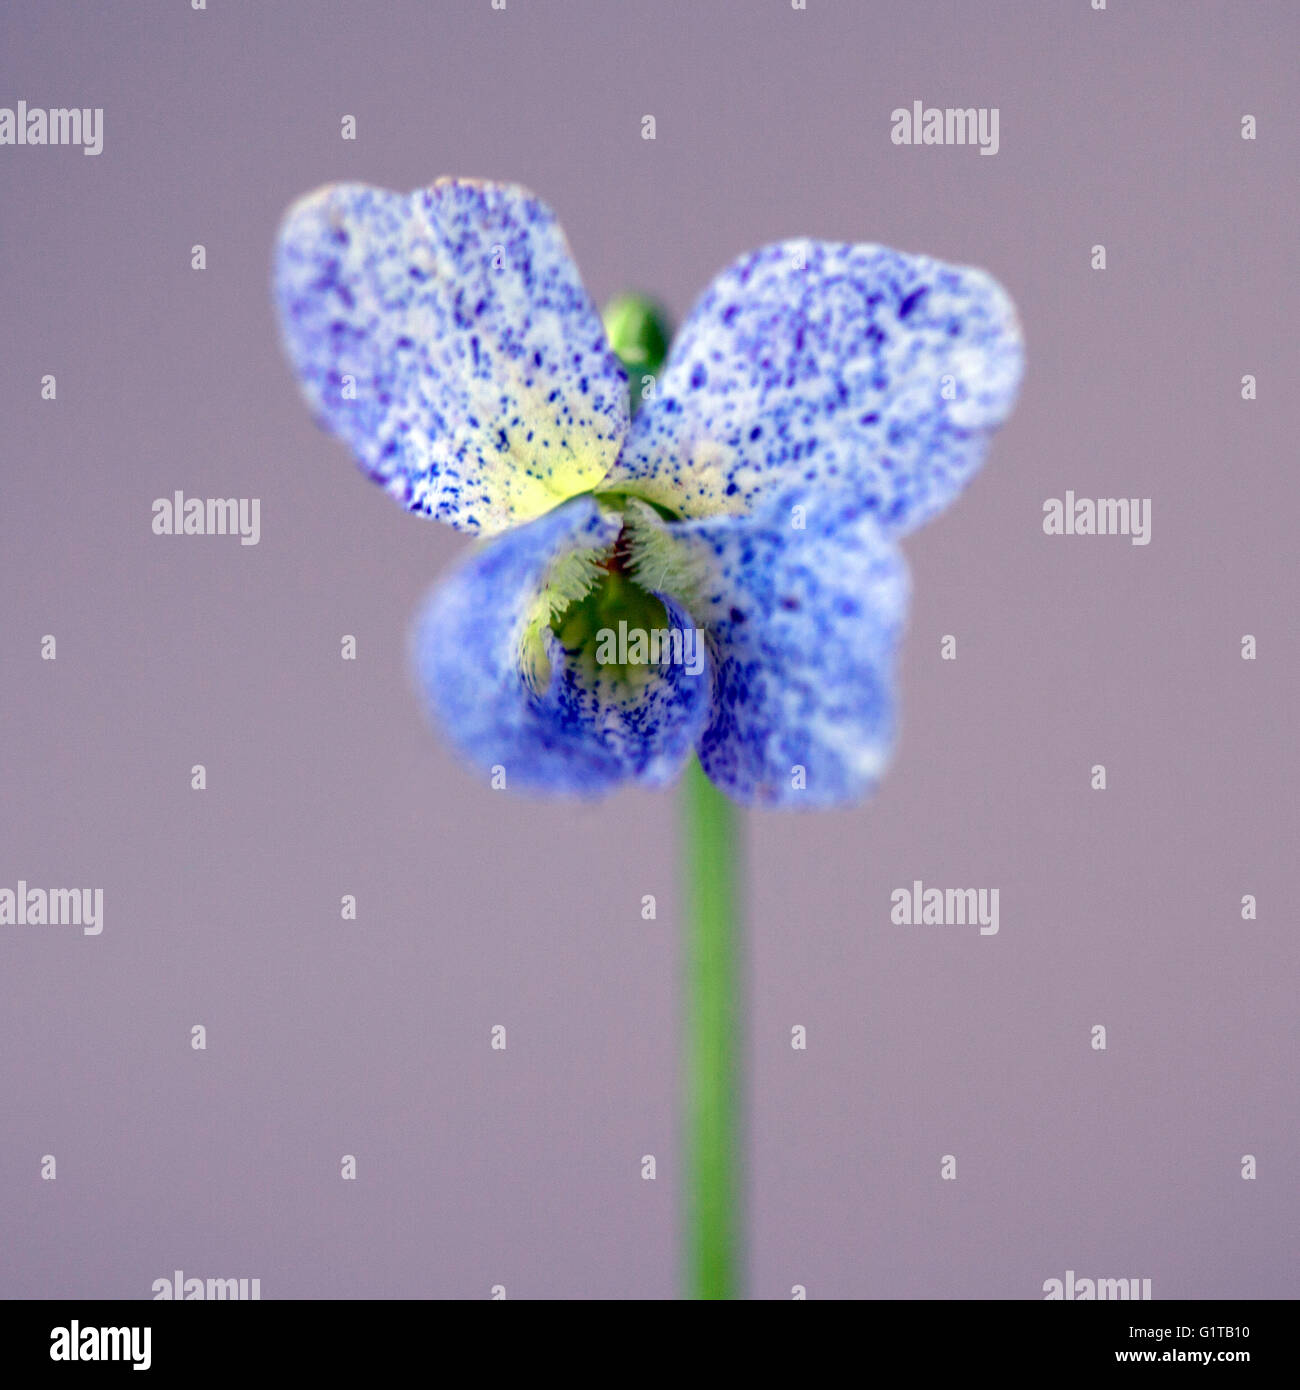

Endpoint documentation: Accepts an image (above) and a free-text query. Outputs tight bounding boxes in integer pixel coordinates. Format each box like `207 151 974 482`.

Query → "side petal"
602 240 1022 536
274 179 628 535
626 491 909 807
414 498 712 796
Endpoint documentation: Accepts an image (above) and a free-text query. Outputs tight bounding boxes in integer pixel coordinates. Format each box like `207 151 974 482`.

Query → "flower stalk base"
680 755 742 1300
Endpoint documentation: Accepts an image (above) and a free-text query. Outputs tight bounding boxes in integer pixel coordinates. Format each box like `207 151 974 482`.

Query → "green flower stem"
604 294 743 1300
602 293 671 417
681 755 742 1300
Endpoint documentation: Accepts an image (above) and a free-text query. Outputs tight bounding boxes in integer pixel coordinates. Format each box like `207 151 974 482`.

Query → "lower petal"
414 498 712 796
627 491 909 807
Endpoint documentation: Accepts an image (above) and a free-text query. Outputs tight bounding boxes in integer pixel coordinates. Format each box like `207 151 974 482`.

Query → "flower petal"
626 490 909 807
414 498 712 796
274 179 629 535
602 240 1022 535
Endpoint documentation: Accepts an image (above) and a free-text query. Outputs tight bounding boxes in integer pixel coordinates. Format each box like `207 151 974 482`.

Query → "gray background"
1 0 1296 1299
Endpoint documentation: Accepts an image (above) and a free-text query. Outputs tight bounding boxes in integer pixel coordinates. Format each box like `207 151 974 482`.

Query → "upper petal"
626 489 909 807
274 179 629 535
601 240 1022 535
414 497 712 797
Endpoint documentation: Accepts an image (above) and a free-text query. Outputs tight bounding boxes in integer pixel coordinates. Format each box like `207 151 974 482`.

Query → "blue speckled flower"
274 179 1023 806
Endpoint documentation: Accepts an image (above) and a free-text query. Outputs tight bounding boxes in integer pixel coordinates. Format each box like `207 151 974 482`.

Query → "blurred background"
0 0 1296 1298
